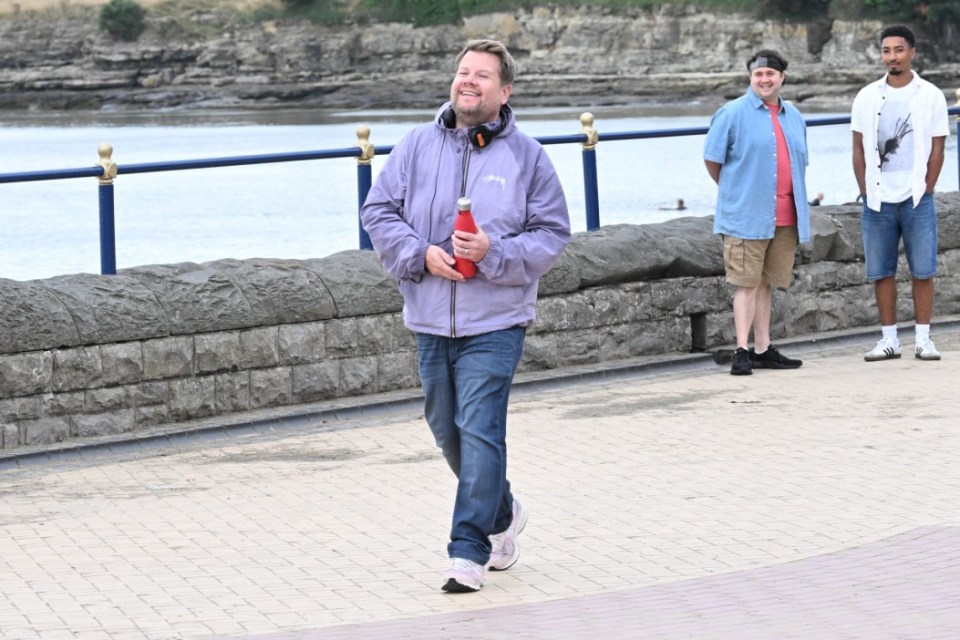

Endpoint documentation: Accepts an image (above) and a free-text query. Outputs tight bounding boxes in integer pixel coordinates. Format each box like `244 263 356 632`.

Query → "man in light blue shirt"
704 49 811 375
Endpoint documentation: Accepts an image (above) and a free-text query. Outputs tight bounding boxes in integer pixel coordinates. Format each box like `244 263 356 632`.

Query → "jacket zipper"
450 143 473 338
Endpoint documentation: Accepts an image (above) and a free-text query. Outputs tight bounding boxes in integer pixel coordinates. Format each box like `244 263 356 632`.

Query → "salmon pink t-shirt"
767 102 797 227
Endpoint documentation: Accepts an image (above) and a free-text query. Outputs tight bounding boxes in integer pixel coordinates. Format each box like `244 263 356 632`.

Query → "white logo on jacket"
482 174 507 190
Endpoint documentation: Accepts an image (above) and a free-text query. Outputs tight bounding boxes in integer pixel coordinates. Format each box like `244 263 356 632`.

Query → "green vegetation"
355 0 463 27
98 0 147 41
276 0 344 23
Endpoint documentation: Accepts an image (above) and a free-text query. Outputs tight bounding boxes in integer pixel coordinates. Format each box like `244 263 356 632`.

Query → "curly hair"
880 24 916 48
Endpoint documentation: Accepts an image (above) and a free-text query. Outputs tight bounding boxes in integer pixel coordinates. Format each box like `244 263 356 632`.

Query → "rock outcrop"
0 4 958 111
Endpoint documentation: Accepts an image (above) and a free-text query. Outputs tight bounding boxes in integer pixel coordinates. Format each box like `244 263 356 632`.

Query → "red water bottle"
454 197 478 279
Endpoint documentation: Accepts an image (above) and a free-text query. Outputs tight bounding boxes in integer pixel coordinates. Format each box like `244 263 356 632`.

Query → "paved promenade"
1 324 958 639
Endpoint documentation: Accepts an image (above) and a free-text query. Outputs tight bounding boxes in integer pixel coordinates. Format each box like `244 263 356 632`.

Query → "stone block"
0 351 52 397
215 372 250 413
650 277 728 316
0 396 43 421
142 336 193 380
136 404 170 427
377 352 418 393
539 248 581 296
168 377 216 421
86 386 128 412
615 284 657 323
1 423 20 449
339 356 378 396
240 327 279 369
124 262 255 335
667 316 695 353
326 316 393 358
130 381 170 407
391 317 417 351
704 312 735 347
52 346 103 392
42 391 85 416
291 362 339 403
279 322 325 365
534 292 594 333
303 251 401 317
21 417 70 446
647 280 689 316
100 342 143 386
519 333 558 371
72 410 136 438
585 287 631 325
195 331 242 374
555 329 601 367
598 325 636 362
41 273 169 345
203 258 337 324
0 280 80 356
604 316 691 359
250 368 292 409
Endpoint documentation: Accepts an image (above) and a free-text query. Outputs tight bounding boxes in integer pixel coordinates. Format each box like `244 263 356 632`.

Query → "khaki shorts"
723 225 799 289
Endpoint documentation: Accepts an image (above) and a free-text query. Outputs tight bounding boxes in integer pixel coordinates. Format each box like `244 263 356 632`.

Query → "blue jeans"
415 327 525 565
862 193 938 281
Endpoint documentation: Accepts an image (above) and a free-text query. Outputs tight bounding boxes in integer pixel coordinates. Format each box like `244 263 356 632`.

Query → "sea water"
1 104 956 282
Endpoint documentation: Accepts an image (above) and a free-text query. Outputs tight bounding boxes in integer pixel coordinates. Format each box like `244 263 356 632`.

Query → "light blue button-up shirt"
703 87 810 242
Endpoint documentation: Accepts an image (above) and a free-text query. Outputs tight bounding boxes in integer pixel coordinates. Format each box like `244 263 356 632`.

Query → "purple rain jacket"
360 103 571 338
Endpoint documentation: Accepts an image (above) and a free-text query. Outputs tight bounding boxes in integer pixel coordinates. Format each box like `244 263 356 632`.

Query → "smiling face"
450 50 512 128
750 66 786 105
881 35 915 78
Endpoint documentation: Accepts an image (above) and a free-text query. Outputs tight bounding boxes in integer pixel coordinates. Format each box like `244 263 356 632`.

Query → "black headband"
748 56 786 73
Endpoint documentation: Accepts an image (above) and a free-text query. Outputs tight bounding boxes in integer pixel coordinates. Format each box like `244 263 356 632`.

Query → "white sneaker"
915 338 941 361
864 338 901 362
441 558 485 593
487 498 529 571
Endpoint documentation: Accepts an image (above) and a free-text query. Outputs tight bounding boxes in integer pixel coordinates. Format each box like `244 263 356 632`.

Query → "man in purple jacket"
361 39 570 593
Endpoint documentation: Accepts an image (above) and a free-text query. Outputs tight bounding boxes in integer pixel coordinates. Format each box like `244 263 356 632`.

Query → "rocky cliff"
0 4 958 111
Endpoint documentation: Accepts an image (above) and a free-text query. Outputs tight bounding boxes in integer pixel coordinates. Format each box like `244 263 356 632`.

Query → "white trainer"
864 338 901 362
441 557 485 593
487 498 529 571
915 338 941 361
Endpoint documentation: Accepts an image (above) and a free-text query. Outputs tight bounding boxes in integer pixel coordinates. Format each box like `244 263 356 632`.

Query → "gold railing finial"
97 142 118 185
580 112 598 150
356 125 375 165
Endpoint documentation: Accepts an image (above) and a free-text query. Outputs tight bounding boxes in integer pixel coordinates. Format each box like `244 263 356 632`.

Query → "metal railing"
2 104 958 276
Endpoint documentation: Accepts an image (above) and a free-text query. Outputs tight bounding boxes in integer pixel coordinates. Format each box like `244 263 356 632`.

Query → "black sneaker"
730 347 753 375
750 345 802 369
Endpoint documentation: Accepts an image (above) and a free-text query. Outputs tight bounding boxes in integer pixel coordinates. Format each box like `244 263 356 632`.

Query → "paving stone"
0 328 957 638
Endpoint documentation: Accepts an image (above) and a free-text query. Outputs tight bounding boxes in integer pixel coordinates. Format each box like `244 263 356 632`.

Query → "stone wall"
2 193 960 451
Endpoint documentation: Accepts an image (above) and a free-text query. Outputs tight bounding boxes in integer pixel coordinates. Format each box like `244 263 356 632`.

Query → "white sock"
881 325 898 345
915 324 930 345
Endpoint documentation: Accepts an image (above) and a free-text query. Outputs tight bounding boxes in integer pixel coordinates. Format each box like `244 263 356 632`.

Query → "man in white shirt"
851 24 949 362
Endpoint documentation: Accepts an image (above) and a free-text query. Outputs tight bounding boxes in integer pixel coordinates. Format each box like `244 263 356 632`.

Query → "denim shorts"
861 193 938 281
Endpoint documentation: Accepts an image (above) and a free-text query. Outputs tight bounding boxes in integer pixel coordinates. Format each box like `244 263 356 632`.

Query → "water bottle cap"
457 197 471 211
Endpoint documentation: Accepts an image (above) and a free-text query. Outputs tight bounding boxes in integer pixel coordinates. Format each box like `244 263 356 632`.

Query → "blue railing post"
96 143 119 275
579 113 600 231
356 125 375 251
